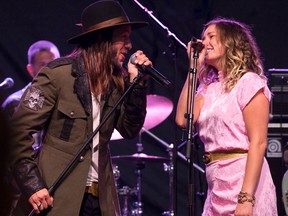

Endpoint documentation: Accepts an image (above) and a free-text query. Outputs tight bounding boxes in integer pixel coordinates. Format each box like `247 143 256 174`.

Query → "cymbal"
111 94 173 140
144 94 173 130
111 153 169 163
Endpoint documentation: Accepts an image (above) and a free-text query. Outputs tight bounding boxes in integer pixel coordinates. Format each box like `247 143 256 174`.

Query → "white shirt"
86 95 101 186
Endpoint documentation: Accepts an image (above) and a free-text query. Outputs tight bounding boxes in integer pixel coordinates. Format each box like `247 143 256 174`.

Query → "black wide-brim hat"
68 0 148 44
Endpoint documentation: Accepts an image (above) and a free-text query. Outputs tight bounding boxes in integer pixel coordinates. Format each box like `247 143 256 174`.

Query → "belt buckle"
86 182 99 197
203 152 211 164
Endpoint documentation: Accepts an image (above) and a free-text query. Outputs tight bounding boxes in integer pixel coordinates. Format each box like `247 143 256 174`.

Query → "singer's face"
111 25 132 68
202 24 225 70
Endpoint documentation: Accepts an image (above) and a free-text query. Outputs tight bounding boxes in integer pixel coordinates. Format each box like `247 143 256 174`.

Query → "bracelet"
237 191 256 207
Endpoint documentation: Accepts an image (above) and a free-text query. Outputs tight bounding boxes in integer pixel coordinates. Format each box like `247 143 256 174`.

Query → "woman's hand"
235 202 253 216
187 39 206 69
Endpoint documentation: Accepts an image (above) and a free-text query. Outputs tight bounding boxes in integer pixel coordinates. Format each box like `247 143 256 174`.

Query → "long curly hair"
69 28 125 96
198 17 266 92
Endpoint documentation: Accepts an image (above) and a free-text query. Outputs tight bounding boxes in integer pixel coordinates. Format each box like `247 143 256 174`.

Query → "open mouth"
118 53 126 62
205 48 213 56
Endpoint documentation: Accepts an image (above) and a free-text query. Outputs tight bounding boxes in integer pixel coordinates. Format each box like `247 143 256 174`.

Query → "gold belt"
203 149 248 164
85 182 99 197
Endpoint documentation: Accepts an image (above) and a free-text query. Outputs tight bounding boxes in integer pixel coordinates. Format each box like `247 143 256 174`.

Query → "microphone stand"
130 2 188 215
185 40 203 216
141 128 204 173
27 74 143 216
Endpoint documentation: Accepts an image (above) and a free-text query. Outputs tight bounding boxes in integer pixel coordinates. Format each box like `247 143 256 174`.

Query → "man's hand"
28 188 53 214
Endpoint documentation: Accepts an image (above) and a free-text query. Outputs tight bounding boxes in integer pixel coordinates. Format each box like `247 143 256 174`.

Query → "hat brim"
67 21 148 44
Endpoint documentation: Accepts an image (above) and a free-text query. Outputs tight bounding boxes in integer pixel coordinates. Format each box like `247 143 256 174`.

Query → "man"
2 40 60 117
10 1 150 215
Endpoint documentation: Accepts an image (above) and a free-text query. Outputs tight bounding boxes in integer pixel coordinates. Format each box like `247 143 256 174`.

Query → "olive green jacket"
10 57 146 216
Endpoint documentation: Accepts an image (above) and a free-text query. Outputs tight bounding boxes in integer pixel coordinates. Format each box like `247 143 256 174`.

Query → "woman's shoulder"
237 72 267 87
235 72 271 109
240 71 265 81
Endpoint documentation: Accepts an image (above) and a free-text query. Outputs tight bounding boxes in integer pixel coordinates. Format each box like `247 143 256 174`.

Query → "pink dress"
197 72 277 215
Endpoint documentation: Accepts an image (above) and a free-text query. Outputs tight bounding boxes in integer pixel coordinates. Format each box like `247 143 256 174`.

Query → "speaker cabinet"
267 125 288 215
268 68 288 122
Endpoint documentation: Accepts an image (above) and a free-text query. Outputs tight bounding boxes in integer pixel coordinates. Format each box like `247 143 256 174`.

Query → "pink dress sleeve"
236 72 271 110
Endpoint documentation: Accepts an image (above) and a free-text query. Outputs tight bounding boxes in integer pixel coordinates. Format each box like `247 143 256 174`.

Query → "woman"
176 17 277 215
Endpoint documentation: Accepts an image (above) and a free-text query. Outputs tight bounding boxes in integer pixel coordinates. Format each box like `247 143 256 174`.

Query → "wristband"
237 191 256 207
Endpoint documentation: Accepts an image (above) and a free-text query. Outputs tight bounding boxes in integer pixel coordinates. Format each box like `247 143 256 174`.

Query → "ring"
37 203 42 208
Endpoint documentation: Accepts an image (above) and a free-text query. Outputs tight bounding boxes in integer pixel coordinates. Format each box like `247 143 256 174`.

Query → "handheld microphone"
191 37 204 52
130 54 172 88
0 77 14 89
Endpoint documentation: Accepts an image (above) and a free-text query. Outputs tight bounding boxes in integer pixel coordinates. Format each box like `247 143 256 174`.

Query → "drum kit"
111 94 174 216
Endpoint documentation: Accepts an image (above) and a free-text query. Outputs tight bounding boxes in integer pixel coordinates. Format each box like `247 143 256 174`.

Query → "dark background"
1 0 288 215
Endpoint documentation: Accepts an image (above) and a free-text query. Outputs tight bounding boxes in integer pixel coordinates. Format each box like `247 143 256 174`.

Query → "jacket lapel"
71 57 92 115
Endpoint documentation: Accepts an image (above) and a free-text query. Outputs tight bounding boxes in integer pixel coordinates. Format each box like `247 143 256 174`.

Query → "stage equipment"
0 77 14 89
111 153 169 163
129 1 192 214
268 68 288 121
112 149 169 215
111 94 173 140
267 68 288 215
184 38 204 216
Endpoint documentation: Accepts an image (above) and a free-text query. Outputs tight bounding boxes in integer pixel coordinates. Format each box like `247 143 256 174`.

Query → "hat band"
85 16 129 32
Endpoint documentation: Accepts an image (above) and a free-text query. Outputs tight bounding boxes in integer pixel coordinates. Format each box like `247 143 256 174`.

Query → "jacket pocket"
47 100 88 144
58 100 88 142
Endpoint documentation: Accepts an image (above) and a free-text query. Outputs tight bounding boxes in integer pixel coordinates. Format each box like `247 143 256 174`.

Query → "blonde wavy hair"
198 17 266 92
